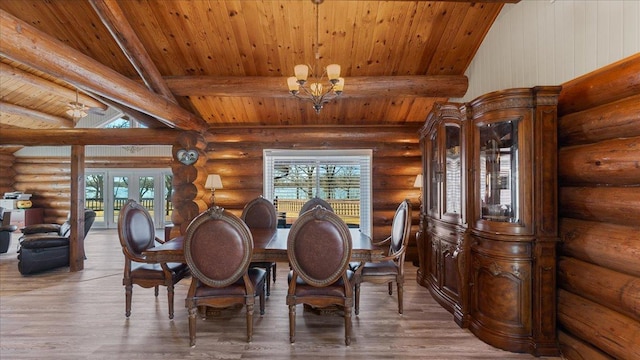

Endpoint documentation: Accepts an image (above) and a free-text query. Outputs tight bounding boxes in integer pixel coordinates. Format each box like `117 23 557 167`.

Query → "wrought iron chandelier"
287 0 344 114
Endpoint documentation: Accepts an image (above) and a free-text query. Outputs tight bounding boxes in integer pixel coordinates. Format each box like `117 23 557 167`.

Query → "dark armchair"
0 207 18 253
17 208 96 275
354 199 412 315
287 205 354 345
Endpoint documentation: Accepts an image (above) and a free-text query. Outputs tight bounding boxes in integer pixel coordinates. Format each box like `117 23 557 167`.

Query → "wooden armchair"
354 199 412 315
241 195 278 296
184 206 266 346
287 205 354 345
117 199 189 319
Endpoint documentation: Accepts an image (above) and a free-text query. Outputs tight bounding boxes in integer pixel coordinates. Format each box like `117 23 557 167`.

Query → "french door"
85 169 172 229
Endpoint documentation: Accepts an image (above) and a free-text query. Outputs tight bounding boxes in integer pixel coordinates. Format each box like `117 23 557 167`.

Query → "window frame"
263 149 372 235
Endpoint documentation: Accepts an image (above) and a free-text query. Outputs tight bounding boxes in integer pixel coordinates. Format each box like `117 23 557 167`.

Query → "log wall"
0 150 17 196
11 156 172 224
556 53 640 360
187 126 423 262
7 126 422 262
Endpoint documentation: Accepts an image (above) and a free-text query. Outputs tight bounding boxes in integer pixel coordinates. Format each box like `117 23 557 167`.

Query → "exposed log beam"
0 128 179 146
0 9 207 132
165 75 468 99
0 63 107 110
0 101 75 128
92 94 169 129
88 0 178 104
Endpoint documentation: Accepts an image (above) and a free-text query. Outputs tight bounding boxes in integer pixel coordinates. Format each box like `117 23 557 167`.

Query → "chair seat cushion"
20 235 69 249
194 268 266 297
131 262 189 280
289 270 354 297
361 260 398 276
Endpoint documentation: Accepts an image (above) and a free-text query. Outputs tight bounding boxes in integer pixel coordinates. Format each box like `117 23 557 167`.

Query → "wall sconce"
205 174 223 206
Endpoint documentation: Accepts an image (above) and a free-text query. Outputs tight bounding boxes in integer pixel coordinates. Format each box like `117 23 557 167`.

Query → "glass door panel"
478 119 519 223
85 172 106 227
112 175 129 225
444 125 461 216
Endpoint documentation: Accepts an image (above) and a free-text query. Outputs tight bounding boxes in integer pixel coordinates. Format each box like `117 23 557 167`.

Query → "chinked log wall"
556 53 640 360
0 152 16 196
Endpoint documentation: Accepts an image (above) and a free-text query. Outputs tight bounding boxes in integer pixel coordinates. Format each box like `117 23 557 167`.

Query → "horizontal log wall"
0 151 17 196
557 53 640 360
12 156 171 224
198 126 422 262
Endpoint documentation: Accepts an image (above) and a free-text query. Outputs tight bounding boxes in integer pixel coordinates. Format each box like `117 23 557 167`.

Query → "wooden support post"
70 145 86 272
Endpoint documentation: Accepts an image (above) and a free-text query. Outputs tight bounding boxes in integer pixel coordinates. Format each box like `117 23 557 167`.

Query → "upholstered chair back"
118 199 156 260
299 197 334 215
241 196 277 230
185 206 253 287
288 205 351 286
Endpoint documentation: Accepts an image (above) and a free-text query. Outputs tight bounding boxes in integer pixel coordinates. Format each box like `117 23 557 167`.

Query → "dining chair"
354 199 412 315
240 195 278 296
299 197 334 215
117 199 189 319
184 206 266 346
287 205 354 345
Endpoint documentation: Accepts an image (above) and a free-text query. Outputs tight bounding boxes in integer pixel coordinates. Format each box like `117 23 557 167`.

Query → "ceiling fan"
66 88 90 119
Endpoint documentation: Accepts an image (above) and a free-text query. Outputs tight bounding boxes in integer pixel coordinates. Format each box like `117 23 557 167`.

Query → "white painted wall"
455 0 640 102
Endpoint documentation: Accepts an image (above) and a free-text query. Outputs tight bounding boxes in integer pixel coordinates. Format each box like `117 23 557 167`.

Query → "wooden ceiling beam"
165 75 468 98
0 63 107 110
88 0 178 104
0 128 178 146
0 9 207 132
92 94 169 129
0 101 75 128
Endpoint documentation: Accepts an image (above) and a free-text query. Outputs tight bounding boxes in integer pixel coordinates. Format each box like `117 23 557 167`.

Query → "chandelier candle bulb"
294 64 309 83
287 77 300 94
326 64 341 81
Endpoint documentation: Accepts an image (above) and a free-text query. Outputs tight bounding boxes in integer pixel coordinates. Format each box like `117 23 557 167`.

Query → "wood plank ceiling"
0 0 514 135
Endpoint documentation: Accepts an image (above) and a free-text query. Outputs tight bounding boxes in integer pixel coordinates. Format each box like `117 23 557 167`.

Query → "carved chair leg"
288 304 296 343
188 306 197 347
167 284 175 319
125 283 132 317
388 282 393 295
259 283 266 315
354 282 361 315
344 306 352 346
154 285 159 297
265 266 271 296
397 281 404 314
246 303 254 342
272 263 277 282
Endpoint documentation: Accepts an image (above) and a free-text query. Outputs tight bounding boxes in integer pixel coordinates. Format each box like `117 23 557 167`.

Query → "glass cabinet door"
428 128 440 217
444 124 461 218
478 119 519 223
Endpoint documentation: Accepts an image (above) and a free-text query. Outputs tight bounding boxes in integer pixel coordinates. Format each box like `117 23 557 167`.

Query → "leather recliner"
17 209 96 275
0 207 18 253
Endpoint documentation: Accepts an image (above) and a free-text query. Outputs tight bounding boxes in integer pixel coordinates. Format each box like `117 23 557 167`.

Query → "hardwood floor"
0 229 562 359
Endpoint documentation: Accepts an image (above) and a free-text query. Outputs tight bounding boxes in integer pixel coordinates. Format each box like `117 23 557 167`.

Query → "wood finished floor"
0 229 562 360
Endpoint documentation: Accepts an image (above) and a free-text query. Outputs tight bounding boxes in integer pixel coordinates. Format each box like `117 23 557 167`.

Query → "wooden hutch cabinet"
417 87 561 356
417 103 469 327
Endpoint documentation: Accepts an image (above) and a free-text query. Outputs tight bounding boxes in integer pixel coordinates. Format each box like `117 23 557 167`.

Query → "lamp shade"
205 174 223 189
414 174 423 188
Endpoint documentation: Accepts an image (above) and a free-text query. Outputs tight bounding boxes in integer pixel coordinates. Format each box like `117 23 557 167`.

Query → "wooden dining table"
143 227 384 264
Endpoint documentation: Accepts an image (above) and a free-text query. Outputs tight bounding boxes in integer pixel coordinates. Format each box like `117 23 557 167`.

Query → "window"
264 149 372 235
